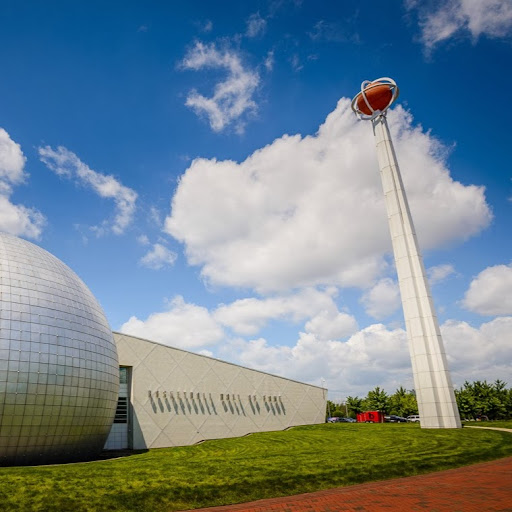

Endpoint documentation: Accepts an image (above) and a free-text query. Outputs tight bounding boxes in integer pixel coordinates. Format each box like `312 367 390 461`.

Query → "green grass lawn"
464 420 512 429
1 423 512 512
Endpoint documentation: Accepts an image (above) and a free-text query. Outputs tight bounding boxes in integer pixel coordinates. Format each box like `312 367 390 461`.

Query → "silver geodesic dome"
0 233 119 465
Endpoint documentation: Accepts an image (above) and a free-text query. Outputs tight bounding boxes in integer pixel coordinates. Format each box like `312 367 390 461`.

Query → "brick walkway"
188 455 512 512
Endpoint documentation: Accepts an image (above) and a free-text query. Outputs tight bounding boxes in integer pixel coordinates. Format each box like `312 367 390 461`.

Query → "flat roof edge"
112 331 325 391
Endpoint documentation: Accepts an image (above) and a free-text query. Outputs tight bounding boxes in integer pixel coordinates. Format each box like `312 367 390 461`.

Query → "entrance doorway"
104 366 131 450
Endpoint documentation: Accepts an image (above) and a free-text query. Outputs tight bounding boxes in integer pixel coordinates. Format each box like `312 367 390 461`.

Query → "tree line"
327 380 512 421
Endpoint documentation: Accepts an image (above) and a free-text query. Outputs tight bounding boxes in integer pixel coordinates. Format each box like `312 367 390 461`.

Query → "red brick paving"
187 456 512 512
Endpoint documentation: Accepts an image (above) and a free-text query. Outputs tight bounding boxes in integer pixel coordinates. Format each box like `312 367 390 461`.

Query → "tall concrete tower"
351 78 461 429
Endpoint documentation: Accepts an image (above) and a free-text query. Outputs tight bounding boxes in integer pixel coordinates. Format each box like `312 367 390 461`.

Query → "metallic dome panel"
0 233 119 465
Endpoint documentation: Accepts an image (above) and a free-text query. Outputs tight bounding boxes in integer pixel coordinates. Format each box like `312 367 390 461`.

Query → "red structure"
355 82 393 115
357 411 385 423
351 77 399 120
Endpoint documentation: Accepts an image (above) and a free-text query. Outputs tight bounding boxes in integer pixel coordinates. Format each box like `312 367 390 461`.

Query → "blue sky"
1 0 511 399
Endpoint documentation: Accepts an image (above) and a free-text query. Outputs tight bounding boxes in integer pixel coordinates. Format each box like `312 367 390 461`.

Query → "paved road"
187 428 512 512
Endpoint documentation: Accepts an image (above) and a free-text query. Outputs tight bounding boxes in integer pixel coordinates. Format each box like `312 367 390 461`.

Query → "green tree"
455 386 476 420
389 387 418 417
506 388 512 418
325 400 336 420
455 380 510 420
493 380 509 419
346 396 363 416
364 387 390 413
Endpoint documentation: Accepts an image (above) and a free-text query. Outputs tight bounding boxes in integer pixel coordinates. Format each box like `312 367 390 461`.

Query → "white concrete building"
0 233 326 465
105 332 327 450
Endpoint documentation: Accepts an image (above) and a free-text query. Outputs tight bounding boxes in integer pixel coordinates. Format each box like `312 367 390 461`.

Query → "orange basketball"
356 83 393 115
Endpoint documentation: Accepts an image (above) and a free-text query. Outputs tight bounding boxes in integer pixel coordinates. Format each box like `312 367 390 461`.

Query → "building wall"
110 332 326 450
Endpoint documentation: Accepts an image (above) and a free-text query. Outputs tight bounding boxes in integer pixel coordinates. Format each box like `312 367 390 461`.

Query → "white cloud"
360 278 401 319
149 206 162 226
214 287 357 337
120 295 224 349
118 290 511 396
165 99 491 293
304 309 358 341
428 263 457 285
290 54 303 72
38 145 137 235
0 128 26 186
0 128 45 239
137 234 150 245
139 242 177 270
219 317 512 397
410 0 512 52
221 324 412 396
118 286 357 354
246 12 267 38
0 196 45 240
442 316 512 383
264 50 274 72
181 42 260 132
462 263 512 315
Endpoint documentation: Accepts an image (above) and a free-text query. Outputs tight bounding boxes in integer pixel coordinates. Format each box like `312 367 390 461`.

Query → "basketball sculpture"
351 77 399 119
0 233 119 465
350 78 461 429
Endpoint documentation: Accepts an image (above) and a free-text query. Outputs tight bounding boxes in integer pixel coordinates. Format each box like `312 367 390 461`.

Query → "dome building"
0 233 119 465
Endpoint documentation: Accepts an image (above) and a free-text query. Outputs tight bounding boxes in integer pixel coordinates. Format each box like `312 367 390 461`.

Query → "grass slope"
1 423 511 511
464 420 512 429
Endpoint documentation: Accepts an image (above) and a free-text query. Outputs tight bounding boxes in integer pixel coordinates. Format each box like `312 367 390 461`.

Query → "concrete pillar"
372 114 461 429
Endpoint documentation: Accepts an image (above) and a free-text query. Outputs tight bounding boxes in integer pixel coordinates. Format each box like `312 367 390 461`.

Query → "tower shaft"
372 115 461 429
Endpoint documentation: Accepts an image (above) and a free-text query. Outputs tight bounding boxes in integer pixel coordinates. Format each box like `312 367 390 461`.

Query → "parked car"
407 415 421 423
384 415 408 423
328 417 357 423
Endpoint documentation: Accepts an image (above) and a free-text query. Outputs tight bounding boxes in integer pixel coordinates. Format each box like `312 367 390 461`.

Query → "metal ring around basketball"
351 77 399 120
